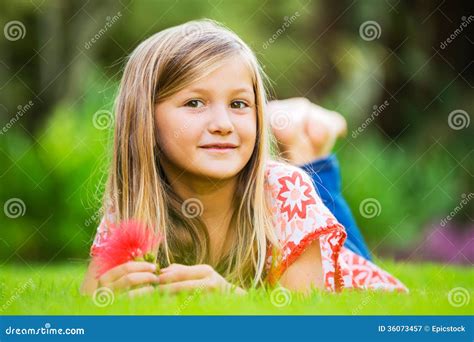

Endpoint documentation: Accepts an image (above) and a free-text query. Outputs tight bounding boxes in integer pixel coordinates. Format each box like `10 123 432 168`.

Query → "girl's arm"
278 239 324 294
80 259 101 295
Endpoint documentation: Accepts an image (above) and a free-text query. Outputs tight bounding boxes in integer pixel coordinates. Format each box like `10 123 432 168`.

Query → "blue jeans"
300 154 372 261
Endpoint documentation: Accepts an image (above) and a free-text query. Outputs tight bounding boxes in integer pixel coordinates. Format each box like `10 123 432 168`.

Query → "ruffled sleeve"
264 160 350 292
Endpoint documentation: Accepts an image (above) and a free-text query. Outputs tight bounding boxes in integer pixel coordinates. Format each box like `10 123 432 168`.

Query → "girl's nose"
207 105 234 135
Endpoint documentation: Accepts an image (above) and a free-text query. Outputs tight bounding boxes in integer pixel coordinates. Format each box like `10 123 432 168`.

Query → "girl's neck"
160 160 237 260
167 172 236 221
176 175 236 264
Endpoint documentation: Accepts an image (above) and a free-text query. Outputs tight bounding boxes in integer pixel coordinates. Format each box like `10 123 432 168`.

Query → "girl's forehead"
182 57 255 92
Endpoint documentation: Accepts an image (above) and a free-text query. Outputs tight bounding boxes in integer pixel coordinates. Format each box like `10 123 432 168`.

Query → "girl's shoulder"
263 159 328 225
264 159 303 178
264 159 316 197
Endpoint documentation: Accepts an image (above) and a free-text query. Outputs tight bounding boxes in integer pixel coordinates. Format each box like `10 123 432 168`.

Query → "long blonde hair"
104 19 278 288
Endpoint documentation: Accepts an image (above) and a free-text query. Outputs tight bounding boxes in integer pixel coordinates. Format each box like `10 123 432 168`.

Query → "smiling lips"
199 143 238 152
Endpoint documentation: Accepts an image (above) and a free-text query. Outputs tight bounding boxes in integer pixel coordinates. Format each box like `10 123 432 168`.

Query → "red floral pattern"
276 171 316 220
264 160 408 293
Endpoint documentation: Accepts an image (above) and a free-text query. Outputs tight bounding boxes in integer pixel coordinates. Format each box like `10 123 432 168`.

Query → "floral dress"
90 160 408 293
263 160 408 292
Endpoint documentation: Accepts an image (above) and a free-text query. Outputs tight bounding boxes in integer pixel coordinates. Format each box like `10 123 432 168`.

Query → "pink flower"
93 220 163 278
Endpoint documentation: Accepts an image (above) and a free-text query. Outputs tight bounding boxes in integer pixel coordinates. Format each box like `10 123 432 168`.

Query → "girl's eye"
185 99 205 108
230 100 248 109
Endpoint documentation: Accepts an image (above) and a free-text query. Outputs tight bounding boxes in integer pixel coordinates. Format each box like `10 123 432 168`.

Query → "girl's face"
155 56 257 181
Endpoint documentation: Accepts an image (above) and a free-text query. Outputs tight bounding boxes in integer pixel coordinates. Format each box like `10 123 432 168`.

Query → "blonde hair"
104 19 278 288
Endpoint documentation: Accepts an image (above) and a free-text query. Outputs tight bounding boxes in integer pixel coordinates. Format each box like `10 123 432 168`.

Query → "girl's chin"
193 164 244 180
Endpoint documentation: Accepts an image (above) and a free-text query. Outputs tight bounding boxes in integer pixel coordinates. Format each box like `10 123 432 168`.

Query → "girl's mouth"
199 143 238 152
199 146 237 153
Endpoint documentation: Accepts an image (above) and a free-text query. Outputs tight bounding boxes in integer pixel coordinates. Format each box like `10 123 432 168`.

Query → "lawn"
0 260 472 315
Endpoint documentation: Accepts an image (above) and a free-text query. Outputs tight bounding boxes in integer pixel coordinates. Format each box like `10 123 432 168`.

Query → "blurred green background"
0 0 472 266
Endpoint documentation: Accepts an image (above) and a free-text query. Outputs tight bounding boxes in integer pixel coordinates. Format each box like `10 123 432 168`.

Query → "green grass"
0 260 472 315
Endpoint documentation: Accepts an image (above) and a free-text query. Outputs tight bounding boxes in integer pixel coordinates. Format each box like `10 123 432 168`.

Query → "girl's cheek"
237 119 257 144
173 113 206 141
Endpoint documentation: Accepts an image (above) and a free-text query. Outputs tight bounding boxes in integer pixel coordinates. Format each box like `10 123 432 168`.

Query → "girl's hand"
97 261 160 298
156 263 247 295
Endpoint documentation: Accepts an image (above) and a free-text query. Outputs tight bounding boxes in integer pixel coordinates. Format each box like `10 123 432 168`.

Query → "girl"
81 19 407 298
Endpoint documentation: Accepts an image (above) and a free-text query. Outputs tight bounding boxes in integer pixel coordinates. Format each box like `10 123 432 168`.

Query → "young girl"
81 19 407 298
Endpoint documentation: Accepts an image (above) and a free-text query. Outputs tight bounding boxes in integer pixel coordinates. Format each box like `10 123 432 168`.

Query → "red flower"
93 220 163 278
